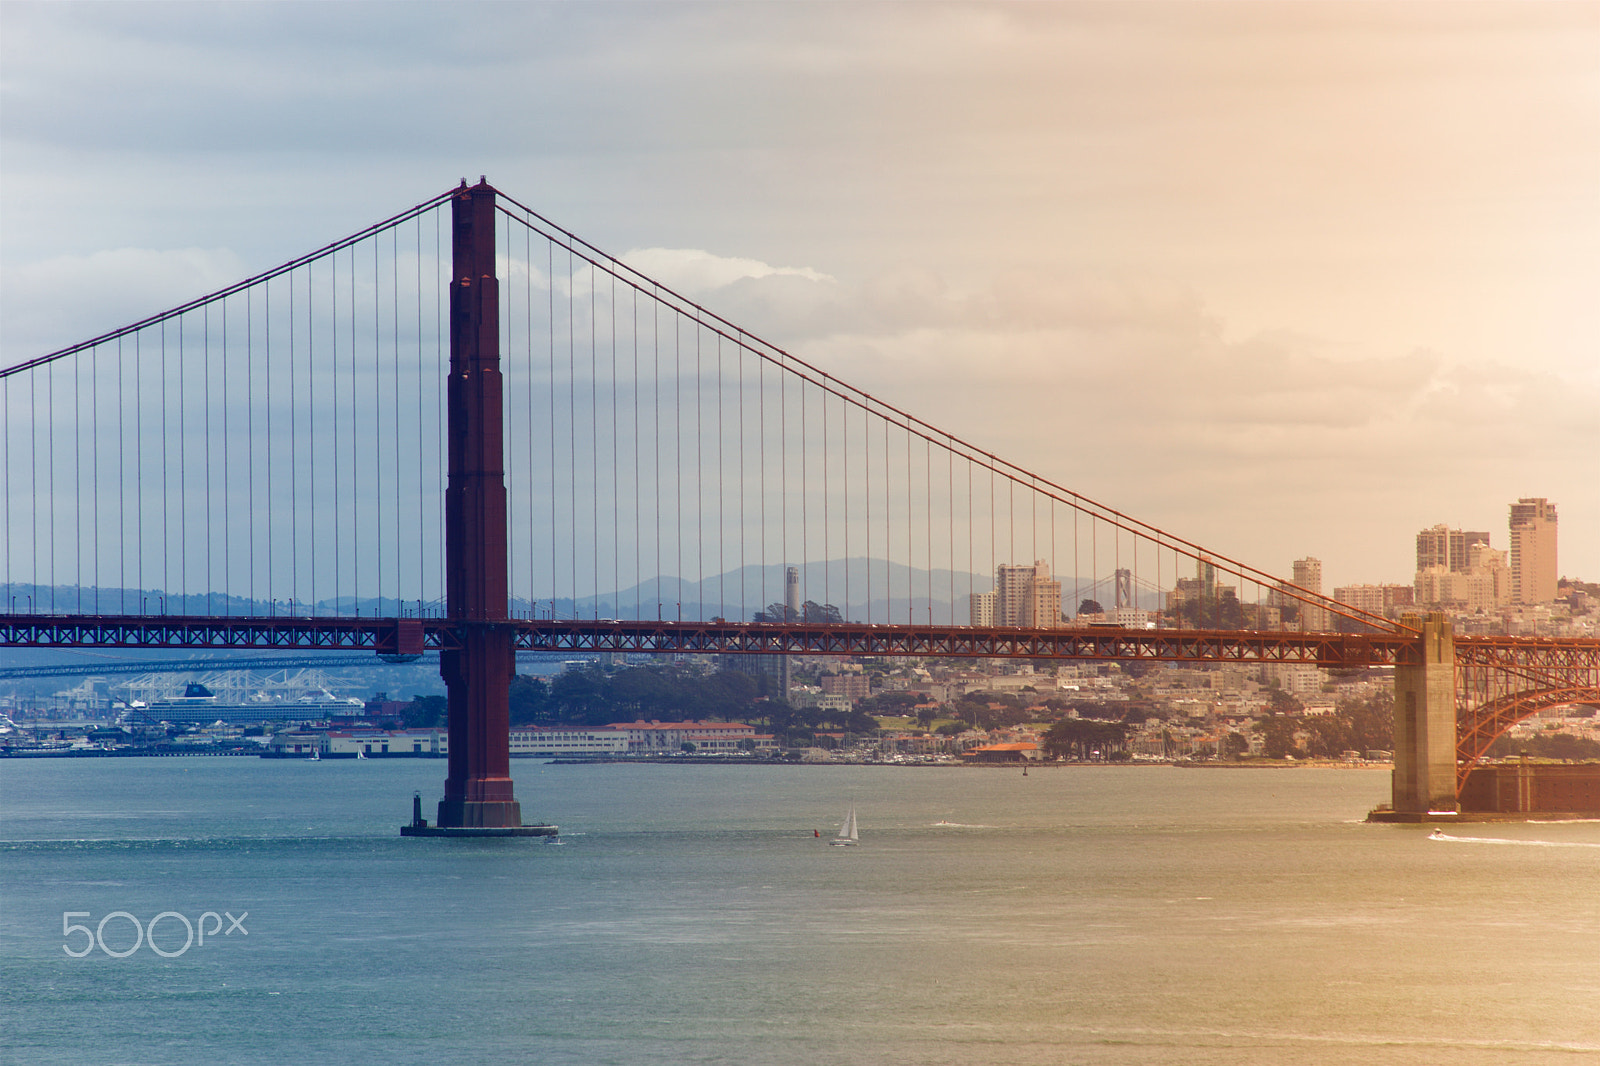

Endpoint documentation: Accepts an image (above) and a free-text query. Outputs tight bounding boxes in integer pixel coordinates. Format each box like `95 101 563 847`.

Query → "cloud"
616 248 832 297
2 3 1594 586
1 246 248 360
695 262 1599 586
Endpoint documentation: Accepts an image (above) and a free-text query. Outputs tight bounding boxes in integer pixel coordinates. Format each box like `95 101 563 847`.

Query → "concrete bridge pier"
1390 612 1458 817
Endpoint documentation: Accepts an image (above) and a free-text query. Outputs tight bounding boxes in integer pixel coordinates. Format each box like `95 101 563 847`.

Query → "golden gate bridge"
3 179 1595 827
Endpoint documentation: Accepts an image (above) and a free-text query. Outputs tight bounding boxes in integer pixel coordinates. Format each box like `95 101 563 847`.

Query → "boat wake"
1430 832 1600 849
932 820 994 829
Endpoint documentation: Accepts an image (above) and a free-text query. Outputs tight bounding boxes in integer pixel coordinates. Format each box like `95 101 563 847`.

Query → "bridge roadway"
3 612 1594 675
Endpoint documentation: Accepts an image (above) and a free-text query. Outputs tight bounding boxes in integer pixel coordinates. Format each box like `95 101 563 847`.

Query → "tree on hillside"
1043 718 1128 760
1268 688 1304 716
508 675 551 726
403 694 447 729
1255 715 1300 759
856 691 921 717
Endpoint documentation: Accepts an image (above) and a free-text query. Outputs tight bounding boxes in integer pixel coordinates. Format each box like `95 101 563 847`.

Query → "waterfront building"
606 719 775 753
264 728 447 758
509 726 630 757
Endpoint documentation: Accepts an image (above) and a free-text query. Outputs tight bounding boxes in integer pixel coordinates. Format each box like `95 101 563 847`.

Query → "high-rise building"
1508 498 1558 604
1415 524 1491 574
1291 557 1328 631
968 591 996 627
1268 557 1327 629
973 561 1061 628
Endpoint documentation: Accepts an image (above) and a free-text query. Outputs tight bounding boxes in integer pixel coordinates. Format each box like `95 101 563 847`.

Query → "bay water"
2 758 1597 1064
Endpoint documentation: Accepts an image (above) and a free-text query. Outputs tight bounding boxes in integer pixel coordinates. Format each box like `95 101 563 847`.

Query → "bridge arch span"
1457 685 1600 792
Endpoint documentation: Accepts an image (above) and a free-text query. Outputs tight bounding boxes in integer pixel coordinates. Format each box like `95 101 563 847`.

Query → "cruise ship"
121 683 367 727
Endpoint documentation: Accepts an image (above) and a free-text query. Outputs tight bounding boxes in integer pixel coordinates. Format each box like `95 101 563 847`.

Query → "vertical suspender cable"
737 330 745 620
501 213 514 611
988 455 995 620
716 331 724 620
375 236 383 613
633 286 641 619
549 241 557 614
612 269 619 619
332 248 340 610
569 244 577 615
204 304 212 614
591 251 599 616
31 365 38 610
800 367 807 612
695 312 704 616
2 375 8 612
525 220 536 614
653 288 660 619
864 399 870 621
289 275 298 613
73 337 81 612
675 308 682 618
92 343 100 612
118 338 126 612
758 342 765 615
779 350 785 606
160 321 168 607
435 211 444 613
395 227 403 607
134 327 143 610
349 246 360 613
246 298 254 613
262 289 269 613
220 297 229 611
963 446 973 622
419 214 428 612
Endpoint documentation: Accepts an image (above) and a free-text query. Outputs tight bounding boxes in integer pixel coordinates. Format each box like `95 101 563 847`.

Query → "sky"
2 1 1596 593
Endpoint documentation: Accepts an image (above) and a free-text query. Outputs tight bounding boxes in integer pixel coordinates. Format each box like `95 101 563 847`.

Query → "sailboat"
829 808 859 846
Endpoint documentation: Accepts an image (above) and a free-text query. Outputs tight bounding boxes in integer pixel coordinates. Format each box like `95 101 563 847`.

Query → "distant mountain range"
4 557 1169 628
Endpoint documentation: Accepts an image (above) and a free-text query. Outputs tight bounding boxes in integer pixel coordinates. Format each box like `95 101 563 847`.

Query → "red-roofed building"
961 741 1041 763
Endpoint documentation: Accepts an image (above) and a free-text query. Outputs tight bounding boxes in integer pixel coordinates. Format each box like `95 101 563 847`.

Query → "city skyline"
2 3 1595 593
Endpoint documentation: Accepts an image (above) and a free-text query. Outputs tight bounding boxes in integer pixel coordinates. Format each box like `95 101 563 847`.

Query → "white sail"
837 808 858 842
